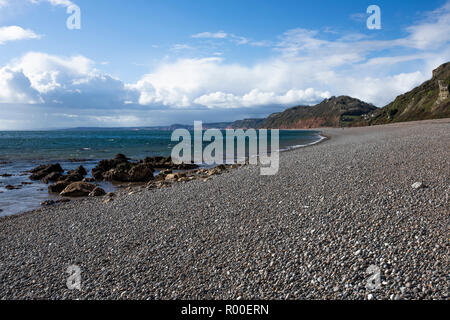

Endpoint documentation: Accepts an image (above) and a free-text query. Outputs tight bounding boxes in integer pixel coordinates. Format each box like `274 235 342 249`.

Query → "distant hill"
356 62 450 126
258 96 377 129
228 118 265 129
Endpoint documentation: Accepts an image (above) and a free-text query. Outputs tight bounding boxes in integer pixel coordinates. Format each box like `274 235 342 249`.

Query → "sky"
0 0 450 129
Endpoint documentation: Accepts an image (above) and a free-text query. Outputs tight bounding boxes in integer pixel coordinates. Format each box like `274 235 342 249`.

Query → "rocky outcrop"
436 80 449 105
60 182 97 197
143 156 198 170
29 164 64 181
92 154 197 183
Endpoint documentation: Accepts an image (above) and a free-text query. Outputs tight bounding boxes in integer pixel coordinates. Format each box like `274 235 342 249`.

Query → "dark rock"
41 200 56 206
115 153 129 161
21 182 33 185
144 156 198 170
63 173 84 183
0 173 12 177
89 186 106 197
68 165 87 177
5 185 20 190
29 164 63 180
60 182 97 197
48 181 70 193
92 157 130 181
129 163 155 182
56 198 71 204
41 172 62 184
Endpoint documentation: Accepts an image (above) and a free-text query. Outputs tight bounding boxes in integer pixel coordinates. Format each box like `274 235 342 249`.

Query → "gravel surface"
0 119 449 300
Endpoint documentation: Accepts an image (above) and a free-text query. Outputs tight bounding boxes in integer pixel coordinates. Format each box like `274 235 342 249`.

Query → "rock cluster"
92 154 198 183
28 163 106 199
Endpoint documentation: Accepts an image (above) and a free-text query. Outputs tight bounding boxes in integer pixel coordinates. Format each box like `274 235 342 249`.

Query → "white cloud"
406 2 450 50
0 26 41 45
29 0 73 7
191 31 228 39
0 0 8 8
194 88 330 109
0 67 41 103
0 52 136 108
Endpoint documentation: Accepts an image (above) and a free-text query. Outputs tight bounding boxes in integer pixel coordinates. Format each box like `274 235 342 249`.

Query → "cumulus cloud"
0 52 137 108
194 88 330 109
0 26 41 44
0 68 41 103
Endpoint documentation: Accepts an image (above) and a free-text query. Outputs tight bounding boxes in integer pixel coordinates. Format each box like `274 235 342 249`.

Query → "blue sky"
0 0 449 129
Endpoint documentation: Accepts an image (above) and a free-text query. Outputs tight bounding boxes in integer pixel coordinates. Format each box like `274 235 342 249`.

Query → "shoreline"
0 131 325 218
0 118 448 299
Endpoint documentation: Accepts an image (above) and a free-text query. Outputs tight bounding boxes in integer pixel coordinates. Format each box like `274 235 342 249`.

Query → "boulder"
92 156 131 181
68 165 87 177
129 163 155 182
29 164 63 180
63 173 85 183
0 173 12 177
41 172 62 184
60 182 96 197
103 169 132 182
48 181 70 193
89 186 106 197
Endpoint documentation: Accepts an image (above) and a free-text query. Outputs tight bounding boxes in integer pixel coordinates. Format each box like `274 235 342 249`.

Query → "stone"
29 164 63 180
128 163 155 182
56 198 71 204
5 185 20 190
41 200 56 206
41 172 62 184
412 182 425 189
48 181 70 193
89 186 106 197
60 182 96 197
68 165 87 177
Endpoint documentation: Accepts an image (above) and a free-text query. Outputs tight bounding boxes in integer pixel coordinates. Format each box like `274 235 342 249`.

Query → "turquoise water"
0 129 322 217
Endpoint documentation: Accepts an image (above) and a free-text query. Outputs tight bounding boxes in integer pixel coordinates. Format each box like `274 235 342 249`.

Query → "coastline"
0 118 448 299
0 130 324 217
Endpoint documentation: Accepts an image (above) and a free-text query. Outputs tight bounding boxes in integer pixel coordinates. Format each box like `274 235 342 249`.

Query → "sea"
0 129 323 217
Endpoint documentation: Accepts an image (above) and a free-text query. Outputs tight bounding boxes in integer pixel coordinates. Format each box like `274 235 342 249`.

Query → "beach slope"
0 119 448 300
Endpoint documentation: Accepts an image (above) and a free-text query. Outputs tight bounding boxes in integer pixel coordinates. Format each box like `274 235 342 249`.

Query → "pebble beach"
0 119 448 300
